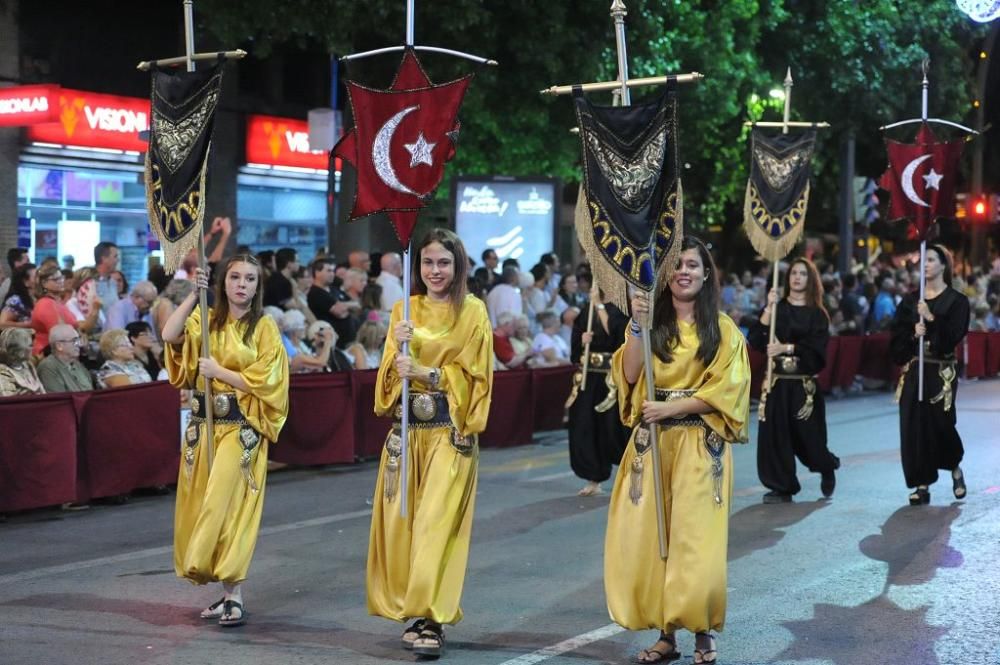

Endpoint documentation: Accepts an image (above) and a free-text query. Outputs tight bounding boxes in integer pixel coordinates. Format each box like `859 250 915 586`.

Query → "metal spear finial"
611 0 627 19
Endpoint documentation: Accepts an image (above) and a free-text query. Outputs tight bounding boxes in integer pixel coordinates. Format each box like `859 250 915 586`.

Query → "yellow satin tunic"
165 309 289 585
367 294 493 625
605 314 749 634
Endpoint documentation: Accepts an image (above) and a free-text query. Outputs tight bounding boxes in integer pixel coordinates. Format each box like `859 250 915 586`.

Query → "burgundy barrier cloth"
351 370 392 461
76 382 181 500
964 332 988 379
0 393 79 512
273 372 356 465
531 366 576 432
834 335 864 390
987 332 1000 377
480 369 535 448
816 337 838 393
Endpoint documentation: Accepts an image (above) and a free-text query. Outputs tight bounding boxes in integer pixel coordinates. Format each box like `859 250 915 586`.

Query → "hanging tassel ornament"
895 359 915 404
594 372 619 413
239 426 261 494
795 378 816 420
183 423 200 483
929 364 956 412
383 430 402 501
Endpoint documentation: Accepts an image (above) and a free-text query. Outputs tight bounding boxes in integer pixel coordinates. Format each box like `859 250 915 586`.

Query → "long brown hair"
783 258 829 321
927 244 954 287
650 236 721 365
411 228 469 316
210 254 264 345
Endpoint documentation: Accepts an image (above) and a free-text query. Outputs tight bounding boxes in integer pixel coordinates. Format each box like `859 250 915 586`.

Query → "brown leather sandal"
635 632 680 663
401 619 427 649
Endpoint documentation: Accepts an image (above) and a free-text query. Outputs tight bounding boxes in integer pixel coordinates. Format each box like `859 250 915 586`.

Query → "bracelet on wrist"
629 319 642 336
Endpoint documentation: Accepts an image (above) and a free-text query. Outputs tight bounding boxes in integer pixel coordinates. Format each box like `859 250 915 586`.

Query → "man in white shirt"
486 266 522 327
376 252 404 313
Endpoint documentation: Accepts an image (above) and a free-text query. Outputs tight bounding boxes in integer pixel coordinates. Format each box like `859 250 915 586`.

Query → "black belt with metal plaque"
585 351 613 372
392 391 452 429
190 391 248 424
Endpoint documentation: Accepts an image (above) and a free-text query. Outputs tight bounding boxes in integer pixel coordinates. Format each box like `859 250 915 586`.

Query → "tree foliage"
199 0 987 246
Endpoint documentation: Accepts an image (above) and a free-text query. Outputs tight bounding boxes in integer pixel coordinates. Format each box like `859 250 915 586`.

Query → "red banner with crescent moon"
333 49 472 247
879 123 964 240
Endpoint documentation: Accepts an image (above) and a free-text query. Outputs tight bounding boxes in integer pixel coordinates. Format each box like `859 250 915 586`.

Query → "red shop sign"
27 89 149 152
246 114 339 171
0 84 61 126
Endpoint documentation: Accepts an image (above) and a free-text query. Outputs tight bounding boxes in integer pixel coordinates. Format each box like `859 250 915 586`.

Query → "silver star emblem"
404 132 436 168
922 168 943 190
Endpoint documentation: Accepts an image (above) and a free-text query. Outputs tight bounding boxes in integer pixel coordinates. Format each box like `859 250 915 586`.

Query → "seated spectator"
95 329 152 388
0 263 37 330
307 320 353 372
37 324 93 392
280 309 333 373
559 306 580 347
125 321 162 380
970 301 991 331
151 279 195 339
106 281 158 334
0 328 45 396
486 266 523 326
30 265 78 356
532 311 571 366
493 311 535 370
511 314 534 358
361 282 388 327
346 318 387 370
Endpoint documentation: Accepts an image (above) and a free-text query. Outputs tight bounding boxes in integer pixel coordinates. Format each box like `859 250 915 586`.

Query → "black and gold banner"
743 129 816 262
573 85 683 310
144 59 224 273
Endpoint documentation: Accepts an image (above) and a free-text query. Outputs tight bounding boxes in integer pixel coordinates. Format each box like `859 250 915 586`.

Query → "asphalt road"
1 379 998 665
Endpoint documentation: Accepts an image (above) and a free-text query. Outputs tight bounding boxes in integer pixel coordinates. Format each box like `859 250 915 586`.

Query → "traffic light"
853 177 879 225
968 194 991 224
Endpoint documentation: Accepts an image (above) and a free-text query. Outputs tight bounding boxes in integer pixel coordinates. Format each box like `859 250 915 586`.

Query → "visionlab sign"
0 85 60 126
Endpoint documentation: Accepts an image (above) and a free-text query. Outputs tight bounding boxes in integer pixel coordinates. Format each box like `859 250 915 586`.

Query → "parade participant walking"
889 244 970 506
161 254 289 628
567 286 629 496
750 258 839 503
367 229 493 659
606 237 750 665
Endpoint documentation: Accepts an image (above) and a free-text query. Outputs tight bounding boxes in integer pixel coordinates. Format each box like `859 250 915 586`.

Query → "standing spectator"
95 329 152 388
559 307 580 348
30 265 77 356
870 275 897 331
307 257 362 348
151 279 195 340
345 319 387 370
839 273 864 335
361 283 387 326
0 263 37 330
111 270 129 299
125 321 162 380
92 241 121 313
376 252 405 313
256 250 276 278
263 247 298 309
0 247 30 306
147 263 170 294
0 328 45 396
486 266 523 326
558 274 587 310
481 249 500 290
66 268 106 339
106 281 158 334
523 263 551 325
348 250 371 273
532 311 571 365
36 324 93 392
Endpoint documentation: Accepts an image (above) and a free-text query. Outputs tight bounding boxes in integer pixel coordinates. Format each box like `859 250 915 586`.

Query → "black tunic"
749 301 838 495
567 304 630 483
889 288 970 488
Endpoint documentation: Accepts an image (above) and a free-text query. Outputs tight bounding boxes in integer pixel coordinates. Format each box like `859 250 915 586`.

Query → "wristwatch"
428 367 441 389
596 304 606 310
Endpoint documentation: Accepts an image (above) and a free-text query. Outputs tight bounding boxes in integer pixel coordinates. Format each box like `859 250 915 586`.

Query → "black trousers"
899 362 964 488
567 371 630 483
757 377 839 495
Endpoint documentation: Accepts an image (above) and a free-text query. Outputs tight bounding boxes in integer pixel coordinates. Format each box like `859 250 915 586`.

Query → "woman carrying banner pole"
889 244 969 506
162 254 289 628
606 237 750 664
749 257 839 503
367 228 493 658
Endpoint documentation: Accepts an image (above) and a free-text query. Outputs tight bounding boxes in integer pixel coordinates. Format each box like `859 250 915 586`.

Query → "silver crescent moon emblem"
373 105 419 195
900 154 932 208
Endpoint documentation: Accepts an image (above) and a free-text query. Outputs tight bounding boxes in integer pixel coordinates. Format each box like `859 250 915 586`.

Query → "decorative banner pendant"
573 84 683 310
742 128 815 262
144 58 224 273
333 49 473 247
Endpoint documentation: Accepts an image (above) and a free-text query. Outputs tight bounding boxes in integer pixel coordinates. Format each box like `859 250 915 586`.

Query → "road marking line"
524 470 575 483
496 623 624 665
0 508 372 587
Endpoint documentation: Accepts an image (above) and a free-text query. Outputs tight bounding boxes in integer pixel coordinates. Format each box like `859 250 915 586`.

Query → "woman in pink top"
30 264 78 356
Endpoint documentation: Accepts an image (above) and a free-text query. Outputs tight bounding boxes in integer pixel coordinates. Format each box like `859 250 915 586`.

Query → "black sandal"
908 487 930 505
218 600 246 627
952 467 967 499
635 632 680 663
693 633 717 664
401 619 427 649
412 623 444 658
199 597 226 620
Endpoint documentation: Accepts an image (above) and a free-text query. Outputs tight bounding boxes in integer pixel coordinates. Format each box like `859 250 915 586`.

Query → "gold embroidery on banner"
753 142 812 192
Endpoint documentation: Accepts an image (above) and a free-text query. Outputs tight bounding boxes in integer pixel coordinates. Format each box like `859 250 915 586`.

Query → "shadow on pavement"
474 495 609 544
859 504 964 588
728 500 831 562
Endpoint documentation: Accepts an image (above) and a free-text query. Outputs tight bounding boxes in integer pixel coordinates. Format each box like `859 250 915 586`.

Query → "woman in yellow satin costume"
368 228 493 658
162 254 289 628
606 237 749 665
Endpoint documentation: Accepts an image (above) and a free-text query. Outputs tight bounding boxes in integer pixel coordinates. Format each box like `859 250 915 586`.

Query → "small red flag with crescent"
333 49 472 247
878 123 964 240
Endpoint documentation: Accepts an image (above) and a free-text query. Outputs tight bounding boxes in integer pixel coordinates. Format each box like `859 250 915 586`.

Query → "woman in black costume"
567 286 630 496
750 258 840 503
889 244 969 506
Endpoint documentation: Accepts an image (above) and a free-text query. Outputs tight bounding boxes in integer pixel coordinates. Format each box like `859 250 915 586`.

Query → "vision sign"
0 85 60 126
246 114 339 170
26 89 150 152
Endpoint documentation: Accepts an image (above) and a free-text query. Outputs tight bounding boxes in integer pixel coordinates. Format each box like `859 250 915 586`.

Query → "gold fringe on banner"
144 153 210 275
742 180 808 264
